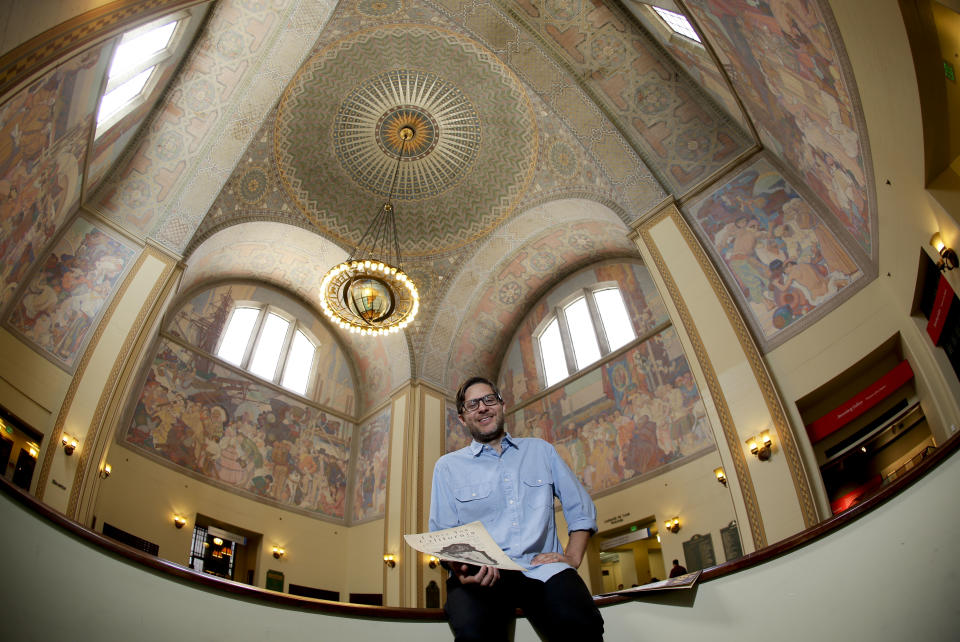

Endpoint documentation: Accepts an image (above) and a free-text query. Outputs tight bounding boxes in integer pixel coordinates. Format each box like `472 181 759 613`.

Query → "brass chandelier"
320 126 420 336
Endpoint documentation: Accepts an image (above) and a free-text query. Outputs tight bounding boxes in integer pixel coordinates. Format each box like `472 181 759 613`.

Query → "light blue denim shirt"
429 433 597 582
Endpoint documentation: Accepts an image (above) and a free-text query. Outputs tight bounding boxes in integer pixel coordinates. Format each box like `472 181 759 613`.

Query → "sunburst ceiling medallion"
274 25 537 257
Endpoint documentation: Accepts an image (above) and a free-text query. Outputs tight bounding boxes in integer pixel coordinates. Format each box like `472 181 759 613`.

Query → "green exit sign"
946 60 956 83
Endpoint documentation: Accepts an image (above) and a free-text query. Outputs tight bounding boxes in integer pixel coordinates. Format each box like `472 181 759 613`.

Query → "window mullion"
584 288 611 355
273 317 297 384
240 307 269 370
555 305 578 375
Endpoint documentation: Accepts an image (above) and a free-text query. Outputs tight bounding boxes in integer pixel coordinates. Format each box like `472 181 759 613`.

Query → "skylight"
95 16 181 137
652 6 701 43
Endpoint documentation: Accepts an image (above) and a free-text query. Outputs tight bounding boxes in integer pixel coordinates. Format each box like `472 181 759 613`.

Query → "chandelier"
320 126 420 336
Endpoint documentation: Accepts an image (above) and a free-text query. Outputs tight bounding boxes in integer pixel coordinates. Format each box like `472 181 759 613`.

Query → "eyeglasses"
462 393 502 413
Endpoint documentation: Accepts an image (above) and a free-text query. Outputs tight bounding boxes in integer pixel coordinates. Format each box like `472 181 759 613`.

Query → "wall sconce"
27 444 39 459
931 232 958 271
383 554 397 568
747 432 773 461
100 463 112 479
664 517 680 534
272 546 285 559
61 434 78 455
428 555 440 569
173 514 187 529
714 467 727 486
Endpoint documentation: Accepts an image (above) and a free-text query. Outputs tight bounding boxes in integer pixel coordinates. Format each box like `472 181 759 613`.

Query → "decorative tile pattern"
273 24 537 257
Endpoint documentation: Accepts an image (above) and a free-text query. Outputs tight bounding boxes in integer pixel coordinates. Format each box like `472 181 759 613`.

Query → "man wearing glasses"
429 376 604 641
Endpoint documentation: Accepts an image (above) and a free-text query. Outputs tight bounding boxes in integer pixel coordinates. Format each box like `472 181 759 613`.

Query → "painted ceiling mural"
684 0 875 257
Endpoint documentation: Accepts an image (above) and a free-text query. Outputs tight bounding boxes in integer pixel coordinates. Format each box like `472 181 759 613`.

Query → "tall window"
95 13 186 138
537 286 636 388
215 305 318 396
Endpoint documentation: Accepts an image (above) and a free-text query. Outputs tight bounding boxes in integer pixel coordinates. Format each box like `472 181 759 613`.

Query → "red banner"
806 359 914 443
926 275 956 345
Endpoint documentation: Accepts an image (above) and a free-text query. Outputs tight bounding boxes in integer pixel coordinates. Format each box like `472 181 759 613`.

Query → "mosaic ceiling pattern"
274 24 537 257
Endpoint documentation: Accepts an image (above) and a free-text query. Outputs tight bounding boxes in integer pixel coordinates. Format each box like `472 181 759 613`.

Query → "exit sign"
946 60 956 83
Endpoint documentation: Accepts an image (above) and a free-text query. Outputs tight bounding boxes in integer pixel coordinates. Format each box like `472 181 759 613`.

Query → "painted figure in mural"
429 377 604 642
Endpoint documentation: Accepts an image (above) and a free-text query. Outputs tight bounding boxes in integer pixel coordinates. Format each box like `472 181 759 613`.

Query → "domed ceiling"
273 25 537 257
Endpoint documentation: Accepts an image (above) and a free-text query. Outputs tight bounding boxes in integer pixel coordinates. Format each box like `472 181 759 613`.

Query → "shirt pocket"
454 482 495 524
521 474 554 510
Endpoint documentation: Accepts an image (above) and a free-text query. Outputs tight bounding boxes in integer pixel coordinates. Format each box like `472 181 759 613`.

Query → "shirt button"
509 500 514 504
537 479 542 483
472 493 476 497
513 522 518 526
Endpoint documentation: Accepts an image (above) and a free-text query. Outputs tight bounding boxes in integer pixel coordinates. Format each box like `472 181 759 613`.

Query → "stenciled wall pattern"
123 337 354 521
5 216 137 370
685 156 863 348
509 326 714 495
351 406 391 523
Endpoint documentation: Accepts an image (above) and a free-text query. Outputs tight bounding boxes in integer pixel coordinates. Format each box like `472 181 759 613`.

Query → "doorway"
593 518 665 591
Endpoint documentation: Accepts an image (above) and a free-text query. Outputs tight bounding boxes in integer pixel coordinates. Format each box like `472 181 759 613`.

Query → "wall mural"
510 327 713 495
123 338 353 521
167 283 356 415
498 262 669 408
351 406 391 523
686 157 862 345
685 0 872 256
5 217 137 370
0 43 112 310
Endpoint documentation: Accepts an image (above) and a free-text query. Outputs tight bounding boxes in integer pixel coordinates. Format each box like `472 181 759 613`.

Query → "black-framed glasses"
462 393 502 413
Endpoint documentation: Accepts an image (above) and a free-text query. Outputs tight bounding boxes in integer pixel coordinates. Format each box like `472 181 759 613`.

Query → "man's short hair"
455 376 501 413
672 559 679 565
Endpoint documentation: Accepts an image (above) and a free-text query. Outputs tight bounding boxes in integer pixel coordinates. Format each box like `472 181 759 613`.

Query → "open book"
404 521 526 571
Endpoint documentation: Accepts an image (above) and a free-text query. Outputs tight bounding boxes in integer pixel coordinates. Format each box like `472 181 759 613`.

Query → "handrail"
2 429 958 617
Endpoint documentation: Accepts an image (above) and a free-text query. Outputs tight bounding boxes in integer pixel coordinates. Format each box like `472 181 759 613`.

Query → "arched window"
215 304 318 396
536 286 636 388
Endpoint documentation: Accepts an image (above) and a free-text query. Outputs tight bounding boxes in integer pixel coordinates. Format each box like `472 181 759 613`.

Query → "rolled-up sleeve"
550 446 597 534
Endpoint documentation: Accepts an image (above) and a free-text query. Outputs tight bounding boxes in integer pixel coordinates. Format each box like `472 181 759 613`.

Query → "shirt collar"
469 432 516 456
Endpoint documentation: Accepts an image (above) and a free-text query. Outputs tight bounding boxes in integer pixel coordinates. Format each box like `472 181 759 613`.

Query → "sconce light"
27 444 39 459
272 546 285 559
173 514 187 529
61 434 79 455
100 463 112 479
931 232 958 271
383 554 397 568
747 432 773 461
714 467 727 486
664 517 681 534
428 555 440 569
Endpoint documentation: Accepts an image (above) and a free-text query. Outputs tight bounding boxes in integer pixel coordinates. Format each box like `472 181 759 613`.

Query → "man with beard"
429 377 603 641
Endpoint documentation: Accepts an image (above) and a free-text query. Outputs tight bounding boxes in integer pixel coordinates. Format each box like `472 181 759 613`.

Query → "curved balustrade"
1 433 958 640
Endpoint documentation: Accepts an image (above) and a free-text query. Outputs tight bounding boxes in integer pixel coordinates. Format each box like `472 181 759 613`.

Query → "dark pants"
444 568 604 642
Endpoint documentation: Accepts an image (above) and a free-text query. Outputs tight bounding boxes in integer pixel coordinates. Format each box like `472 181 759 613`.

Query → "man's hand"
531 530 592 569
450 563 500 586
530 551 579 567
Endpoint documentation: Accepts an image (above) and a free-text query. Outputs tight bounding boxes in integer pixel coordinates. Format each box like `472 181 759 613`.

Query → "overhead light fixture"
320 126 419 336
747 432 773 461
930 232 957 271
714 467 727 486
664 517 681 534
